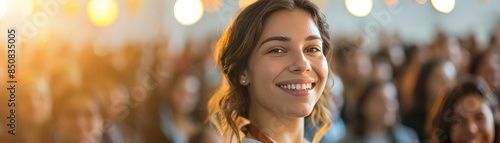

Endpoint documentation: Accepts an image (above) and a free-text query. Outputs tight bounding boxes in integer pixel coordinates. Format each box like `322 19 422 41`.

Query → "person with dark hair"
398 45 430 114
426 77 500 143
333 38 373 125
402 58 458 141
159 70 220 143
469 50 500 98
341 80 419 143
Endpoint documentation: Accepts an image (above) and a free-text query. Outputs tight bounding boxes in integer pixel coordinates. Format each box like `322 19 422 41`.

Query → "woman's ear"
240 70 250 86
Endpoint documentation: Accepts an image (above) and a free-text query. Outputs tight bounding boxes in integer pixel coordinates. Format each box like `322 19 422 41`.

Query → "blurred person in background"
490 23 500 54
90 77 140 143
333 38 373 124
470 50 500 99
160 69 220 143
50 89 107 143
371 54 393 82
378 33 406 78
341 80 419 143
398 45 430 114
305 74 347 143
403 58 458 141
426 77 500 143
0 72 53 143
430 31 464 75
208 0 334 142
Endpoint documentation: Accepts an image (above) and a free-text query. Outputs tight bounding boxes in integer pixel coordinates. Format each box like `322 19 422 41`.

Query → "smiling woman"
207 0 333 143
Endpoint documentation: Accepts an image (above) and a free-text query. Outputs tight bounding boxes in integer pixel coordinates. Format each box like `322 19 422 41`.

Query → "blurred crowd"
0 22 499 143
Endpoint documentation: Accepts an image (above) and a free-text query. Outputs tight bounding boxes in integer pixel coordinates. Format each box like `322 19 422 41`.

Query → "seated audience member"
427 77 500 143
470 50 500 98
342 80 419 143
403 58 458 141
51 89 107 143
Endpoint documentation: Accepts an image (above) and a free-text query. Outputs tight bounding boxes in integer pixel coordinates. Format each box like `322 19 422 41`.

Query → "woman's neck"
248 103 305 143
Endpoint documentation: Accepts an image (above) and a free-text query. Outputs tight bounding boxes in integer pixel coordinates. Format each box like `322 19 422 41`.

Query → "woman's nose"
288 50 312 74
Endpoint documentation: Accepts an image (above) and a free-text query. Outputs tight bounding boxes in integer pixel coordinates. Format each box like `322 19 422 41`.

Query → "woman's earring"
242 80 247 85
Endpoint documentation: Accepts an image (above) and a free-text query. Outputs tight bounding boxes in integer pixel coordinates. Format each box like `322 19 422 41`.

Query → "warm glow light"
416 0 427 4
174 0 204 26
20 0 33 17
431 0 455 13
65 0 79 17
345 0 373 17
127 0 143 15
87 0 119 27
384 0 398 6
202 0 222 13
239 0 257 8
0 0 6 19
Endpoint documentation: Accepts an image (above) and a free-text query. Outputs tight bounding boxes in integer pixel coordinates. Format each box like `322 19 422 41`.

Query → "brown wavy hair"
207 0 334 142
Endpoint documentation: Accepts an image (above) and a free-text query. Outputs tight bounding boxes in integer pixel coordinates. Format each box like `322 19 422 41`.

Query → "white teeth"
278 83 313 90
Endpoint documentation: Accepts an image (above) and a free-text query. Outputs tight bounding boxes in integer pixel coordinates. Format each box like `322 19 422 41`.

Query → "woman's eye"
268 48 286 54
306 47 321 53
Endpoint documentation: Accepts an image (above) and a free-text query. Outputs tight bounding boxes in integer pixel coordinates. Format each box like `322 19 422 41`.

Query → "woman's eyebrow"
259 35 322 47
259 36 291 47
305 35 322 41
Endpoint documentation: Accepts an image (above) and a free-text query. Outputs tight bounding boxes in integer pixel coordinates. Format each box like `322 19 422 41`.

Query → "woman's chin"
284 106 314 118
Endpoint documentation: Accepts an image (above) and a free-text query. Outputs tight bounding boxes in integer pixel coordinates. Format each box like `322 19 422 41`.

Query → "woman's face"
55 95 104 143
477 53 500 93
244 9 328 117
363 83 398 126
450 94 495 143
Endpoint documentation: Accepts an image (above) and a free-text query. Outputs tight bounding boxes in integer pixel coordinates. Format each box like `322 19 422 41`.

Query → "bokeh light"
239 0 257 8
87 0 119 27
202 0 222 13
20 0 34 17
127 0 143 15
0 0 6 20
431 0 455 13
384 0 399 6
64 0 79 17
416 0 427 4
174 0 204 26
345 0 373 17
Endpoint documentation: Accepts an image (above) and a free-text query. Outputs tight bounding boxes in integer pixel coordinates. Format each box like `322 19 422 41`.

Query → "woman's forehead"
260 9 320 40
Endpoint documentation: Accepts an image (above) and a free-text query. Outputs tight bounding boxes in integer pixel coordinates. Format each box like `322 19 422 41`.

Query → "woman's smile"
276 78 317 96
